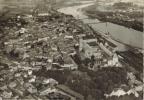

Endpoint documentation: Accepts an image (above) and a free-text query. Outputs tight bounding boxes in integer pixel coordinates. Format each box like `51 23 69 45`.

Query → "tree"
86 95 95 100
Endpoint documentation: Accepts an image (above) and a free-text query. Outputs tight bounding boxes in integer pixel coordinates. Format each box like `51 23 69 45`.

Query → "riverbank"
82 4 143 32
58 3 143 49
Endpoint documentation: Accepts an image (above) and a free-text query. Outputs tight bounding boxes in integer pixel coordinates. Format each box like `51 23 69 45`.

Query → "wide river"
58 3 143 50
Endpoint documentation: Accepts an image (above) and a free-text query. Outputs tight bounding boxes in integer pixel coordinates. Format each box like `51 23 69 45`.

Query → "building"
52 53 78 70
47 92 71 100
88 57 103 71
79 37 99 58
24 83 37 94
107 53 120 66
61 54 78 70
42 78 58 86
99 43 113 57
56 85 84 100
105 87 143 100
39 87 57 96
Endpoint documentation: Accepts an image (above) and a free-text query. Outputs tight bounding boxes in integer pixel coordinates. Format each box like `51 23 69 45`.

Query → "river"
58 3 143 50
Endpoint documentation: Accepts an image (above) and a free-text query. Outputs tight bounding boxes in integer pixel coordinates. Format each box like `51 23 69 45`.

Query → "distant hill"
119 0 143 6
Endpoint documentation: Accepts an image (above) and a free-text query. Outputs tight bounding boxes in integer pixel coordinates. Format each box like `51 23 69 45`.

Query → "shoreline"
82 9 143 32
58 3 143 50
81 2 143 32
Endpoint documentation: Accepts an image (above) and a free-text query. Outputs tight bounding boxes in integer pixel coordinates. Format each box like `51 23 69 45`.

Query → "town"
0 0 143 100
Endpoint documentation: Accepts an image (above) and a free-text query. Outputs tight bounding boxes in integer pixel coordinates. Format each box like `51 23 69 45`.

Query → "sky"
0 0 4 11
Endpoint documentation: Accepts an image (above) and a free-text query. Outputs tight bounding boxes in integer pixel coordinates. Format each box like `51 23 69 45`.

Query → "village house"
39 87 57 96
52 53 78 71
56 85 84 100
42 78 58 86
